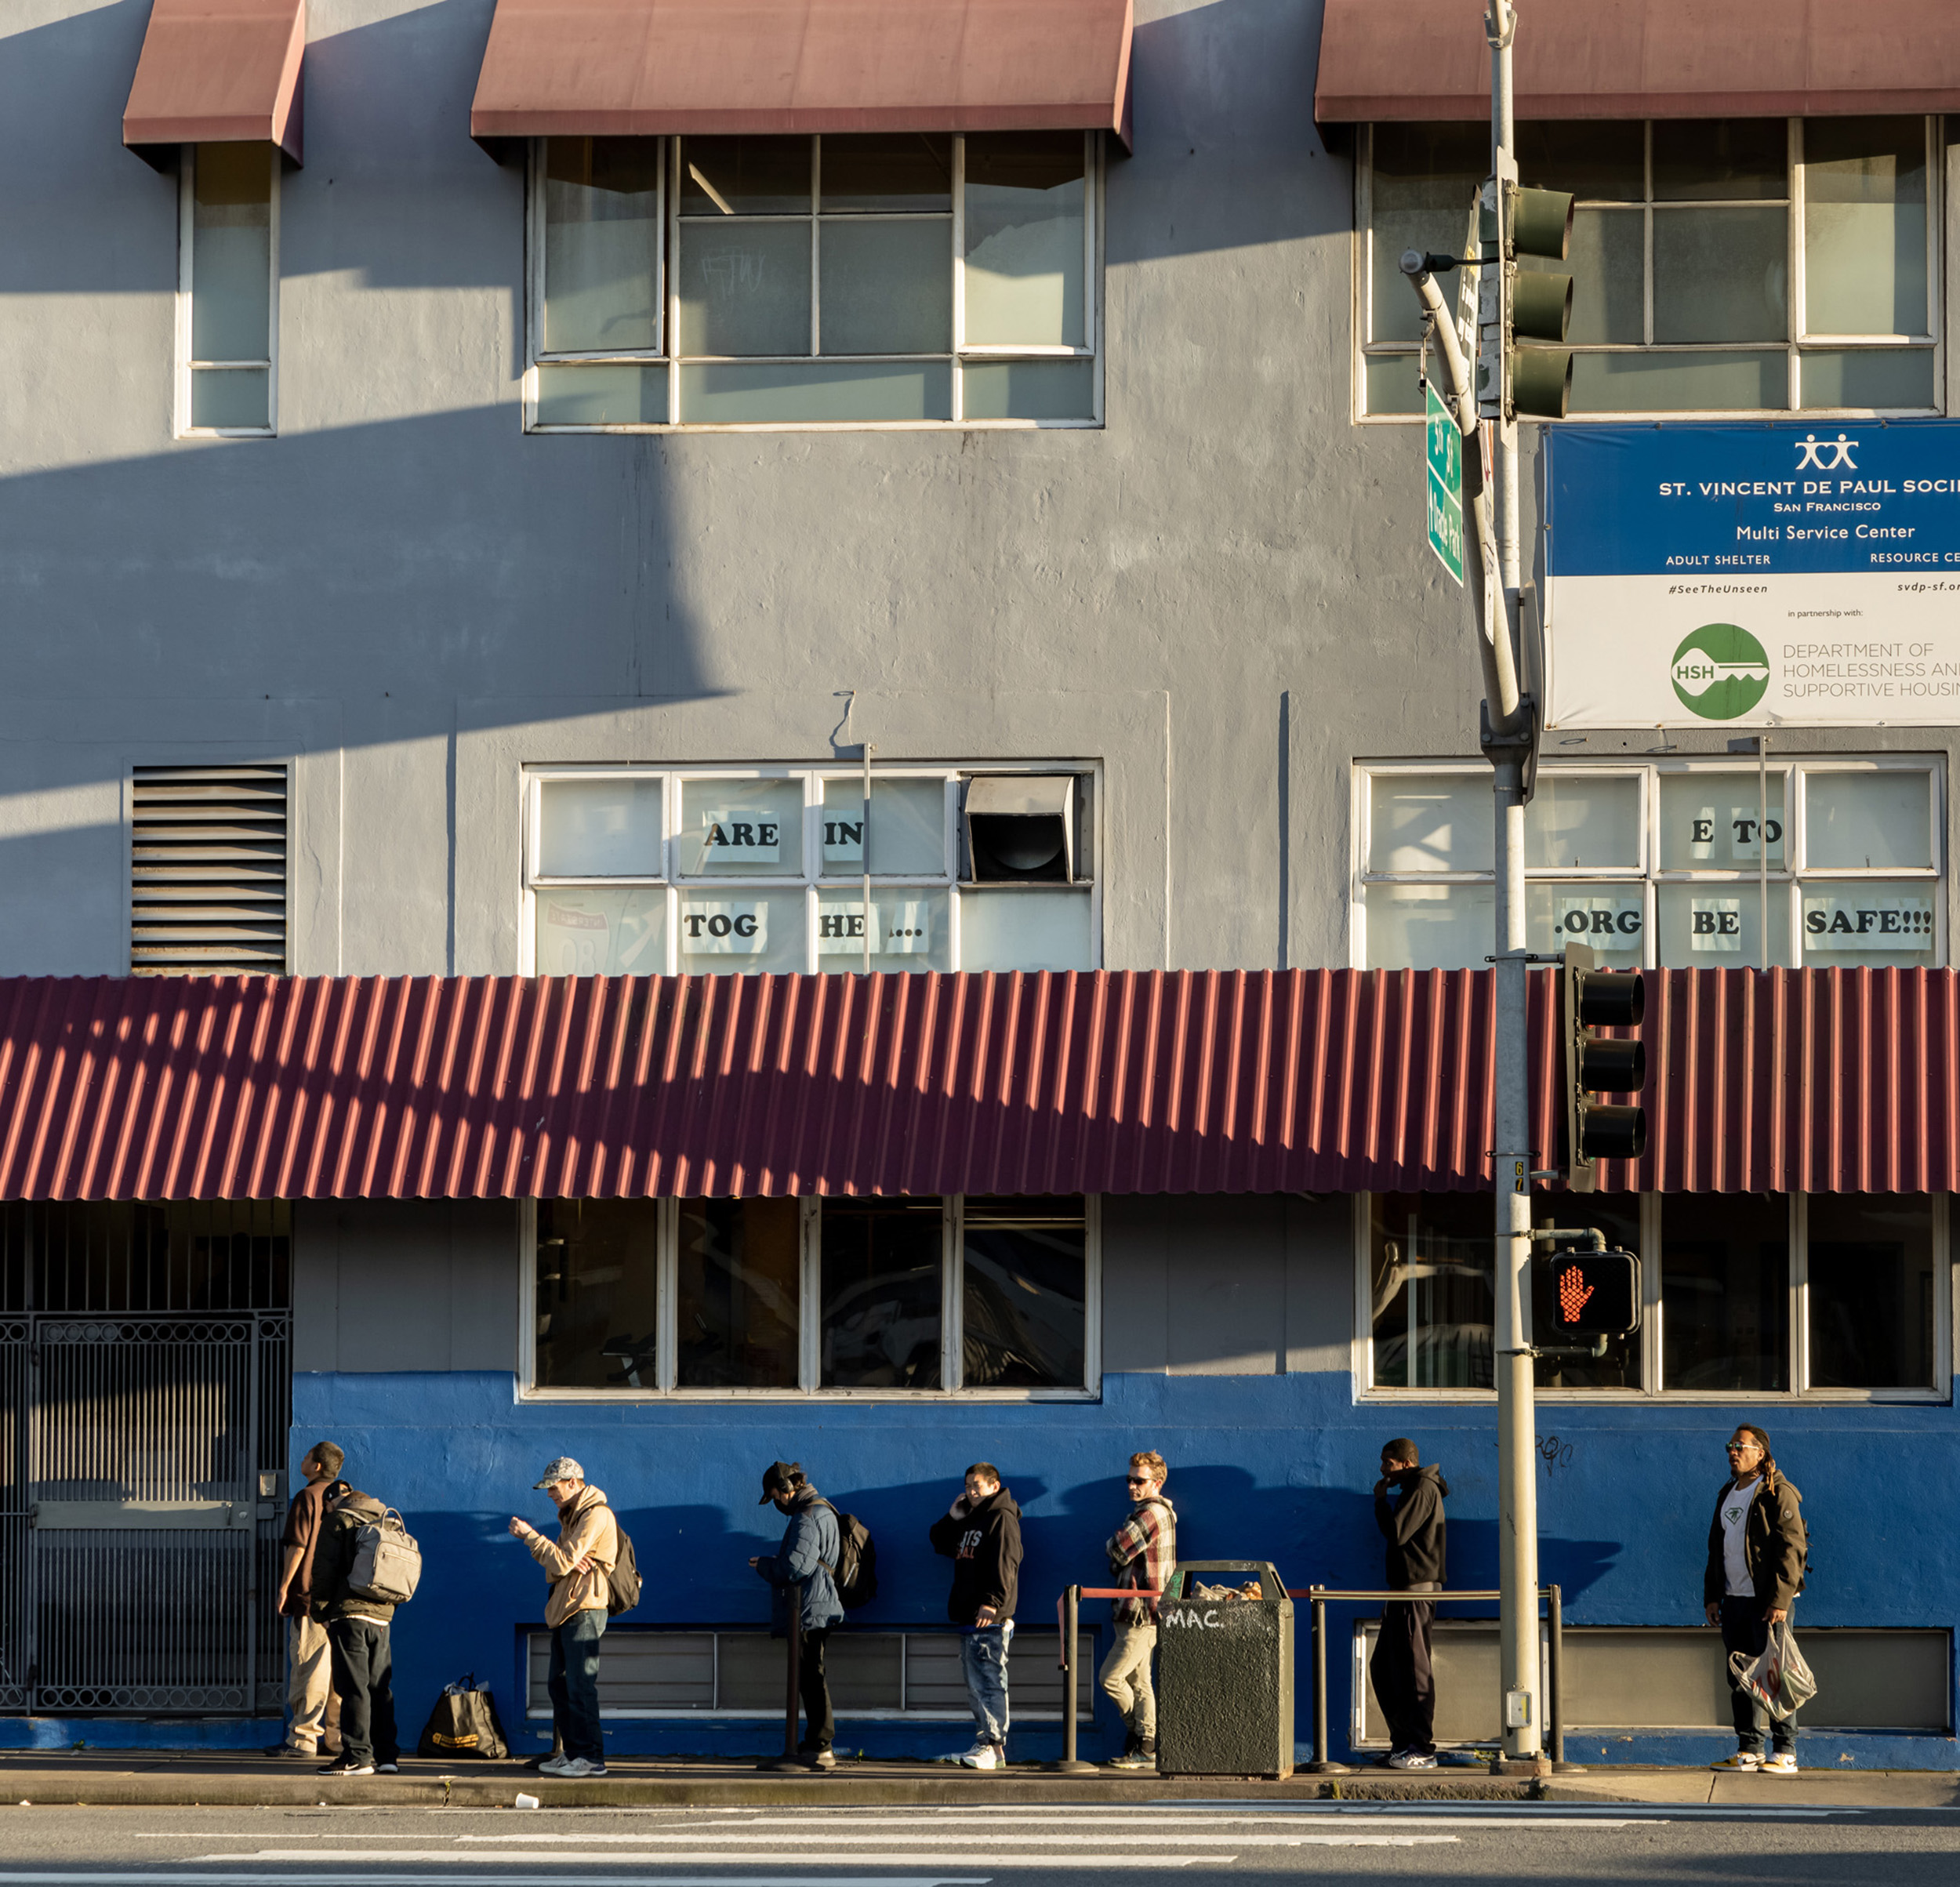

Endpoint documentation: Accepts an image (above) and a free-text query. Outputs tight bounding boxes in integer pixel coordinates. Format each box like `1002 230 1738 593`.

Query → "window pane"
543 137 662 354
820 1198 944 1388
1527 1195 1642 1388
963 132 1086 347
1516 121 1644 201
1527 883 1645 967
1558 208 1643 345
1801 881 1937 966
676 1198 801 1389
1367 881 1495 971
1657 884 1792 967
1523 774 1641 869
678 360 951 422
962 358 1095 421
677 221 811 356
1368 124 1485 347
1806 771 1933 869
535 363 667 424
957 888 1094 971
681 136 810 215
1651 119 1787 201
676 778 803 875
1368 1192 1492 1389
819 217 952 354
1661 1193 1789 1392
1803 117 1927 336
961 1198 1087 1389
189 367 269 430
821 133 953 212
1653 207 1787 343
1571 350 1786 412
816 891 951 970
1658 773 1787 868
1799 348 1936 409
1362 353 1425 415
534 887 667 976
539 778 663 877
677 889 806 971
1807 1194 1937 1389
821 777 946 876
1369 775 1492 873
191 143 271 363
534 1199 660 1388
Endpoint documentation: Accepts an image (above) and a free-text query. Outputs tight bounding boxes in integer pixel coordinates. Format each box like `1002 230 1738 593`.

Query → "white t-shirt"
1721 1476 1762 1598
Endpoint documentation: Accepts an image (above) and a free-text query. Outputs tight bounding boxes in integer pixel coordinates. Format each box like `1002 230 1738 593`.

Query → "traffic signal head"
1508 184 1574 419
1561 942 1648 1191
1532 1244 1640 1340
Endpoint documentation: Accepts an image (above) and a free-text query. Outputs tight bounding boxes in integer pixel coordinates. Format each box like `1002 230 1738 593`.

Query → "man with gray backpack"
310 1486 419 1776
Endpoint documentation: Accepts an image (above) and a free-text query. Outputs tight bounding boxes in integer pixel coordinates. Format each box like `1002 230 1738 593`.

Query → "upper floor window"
1357 757 1944 971
527 133 1101 430
1358 117 1940 419
524 764 1098 976
178 143 278 435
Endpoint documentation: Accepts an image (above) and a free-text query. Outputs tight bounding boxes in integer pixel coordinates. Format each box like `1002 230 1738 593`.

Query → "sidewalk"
0 1749 1954 1809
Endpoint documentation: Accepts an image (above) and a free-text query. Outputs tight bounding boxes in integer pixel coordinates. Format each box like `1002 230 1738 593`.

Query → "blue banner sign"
1543 420 1960 726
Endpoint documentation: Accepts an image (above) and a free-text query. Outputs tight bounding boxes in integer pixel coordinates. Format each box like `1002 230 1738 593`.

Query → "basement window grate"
131 764 289 975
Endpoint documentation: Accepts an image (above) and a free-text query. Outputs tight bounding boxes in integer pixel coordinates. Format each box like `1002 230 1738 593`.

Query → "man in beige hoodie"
509 1455 619 1777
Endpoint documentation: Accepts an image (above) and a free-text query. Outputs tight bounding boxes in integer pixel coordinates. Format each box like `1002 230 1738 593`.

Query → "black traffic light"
1480 161 1575 422
1561 941 1647 1192
1533 1243 1641 1341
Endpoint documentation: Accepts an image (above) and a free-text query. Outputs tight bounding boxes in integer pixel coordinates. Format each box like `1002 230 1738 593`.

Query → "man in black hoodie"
928 1462 1022 1770
1370 1439 1447 1771
309 1487 401 1777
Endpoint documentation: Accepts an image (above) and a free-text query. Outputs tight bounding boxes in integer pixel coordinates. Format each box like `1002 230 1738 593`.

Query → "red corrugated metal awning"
0 969 1948 1203
1315 0 1960 122
469 0 1134 150
123 0 306 165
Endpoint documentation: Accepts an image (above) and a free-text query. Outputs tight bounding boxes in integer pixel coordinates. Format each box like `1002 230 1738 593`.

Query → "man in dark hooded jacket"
928 1462 1022 1769
1370 1439 1447 1770
310 1487 401 1777
749 1461 844 1769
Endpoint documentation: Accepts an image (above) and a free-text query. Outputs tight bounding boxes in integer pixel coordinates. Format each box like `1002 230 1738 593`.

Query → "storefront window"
1806 1194 1939 1389
960 1198 1087 1389
820 1199 946 1390
1367 1192 1494 1390
676 1198 801 1389
533 1199 661 1389
1661 1193 1790 1391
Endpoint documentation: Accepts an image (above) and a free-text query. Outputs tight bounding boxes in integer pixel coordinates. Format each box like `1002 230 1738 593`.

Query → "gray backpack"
348 1507 423 1605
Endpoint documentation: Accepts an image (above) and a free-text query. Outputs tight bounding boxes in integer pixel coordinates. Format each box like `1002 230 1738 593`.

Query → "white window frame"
1354 115 1945 423
1353 1190 1950 1403
1352 755 1946 972
176 143 279 438
524 132 1104 432
521 761 1102 976
518 1192 1102 1402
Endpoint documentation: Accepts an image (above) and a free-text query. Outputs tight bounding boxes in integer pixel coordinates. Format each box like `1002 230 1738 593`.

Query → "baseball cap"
534 1456 585 1490
760 1461 802 1504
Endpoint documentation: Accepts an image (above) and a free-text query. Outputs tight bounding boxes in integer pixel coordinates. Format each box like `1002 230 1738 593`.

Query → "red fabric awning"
0 969 1948 1203
469 0 1134 149
123 0 306 164
1315 0 1960 122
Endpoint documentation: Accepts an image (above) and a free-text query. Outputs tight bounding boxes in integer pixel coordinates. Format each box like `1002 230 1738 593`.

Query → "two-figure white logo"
1795 433 1858 470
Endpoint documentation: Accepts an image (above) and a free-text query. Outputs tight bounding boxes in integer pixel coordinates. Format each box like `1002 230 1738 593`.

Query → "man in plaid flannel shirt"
1101 1450 1176 1769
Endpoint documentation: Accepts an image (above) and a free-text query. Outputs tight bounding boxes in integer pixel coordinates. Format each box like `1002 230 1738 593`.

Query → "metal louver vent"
131 765 288 975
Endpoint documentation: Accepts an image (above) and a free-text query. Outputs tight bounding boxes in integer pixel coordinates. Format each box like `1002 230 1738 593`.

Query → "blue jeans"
548 1607 608 1762
960 1620 1014 1746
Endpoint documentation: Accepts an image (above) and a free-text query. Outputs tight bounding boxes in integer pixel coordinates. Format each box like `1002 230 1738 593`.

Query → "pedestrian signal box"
1532 1245 1640 1340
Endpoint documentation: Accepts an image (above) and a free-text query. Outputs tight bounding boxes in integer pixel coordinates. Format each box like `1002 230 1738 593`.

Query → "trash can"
1155 1560 1294 1778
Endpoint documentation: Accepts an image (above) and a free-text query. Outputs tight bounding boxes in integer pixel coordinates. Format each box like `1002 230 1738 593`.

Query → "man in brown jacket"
510 1455 619 1778
267 1440 342 1759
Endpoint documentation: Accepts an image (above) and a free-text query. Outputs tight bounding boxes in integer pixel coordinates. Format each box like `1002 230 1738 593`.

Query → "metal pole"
1049 1584 1096 1773
1304 1592 1344 1773
862 743 874 974
1546 1583 1566 1767
1759 735 1770 968
758 1607 805 1770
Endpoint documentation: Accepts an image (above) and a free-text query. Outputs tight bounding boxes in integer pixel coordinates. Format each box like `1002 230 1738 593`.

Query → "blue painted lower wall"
249 1368 1960 1770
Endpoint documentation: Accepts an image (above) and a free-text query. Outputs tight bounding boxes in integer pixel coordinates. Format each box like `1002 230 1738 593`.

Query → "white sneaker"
956 1742 1000 1770
1710 1750 1762 1771
557 1757 607 1777
1761 1752 1798 1776
536 1753 575 1776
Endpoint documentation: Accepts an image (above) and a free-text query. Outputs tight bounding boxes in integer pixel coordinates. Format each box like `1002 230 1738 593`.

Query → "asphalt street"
0 1802 1958 1887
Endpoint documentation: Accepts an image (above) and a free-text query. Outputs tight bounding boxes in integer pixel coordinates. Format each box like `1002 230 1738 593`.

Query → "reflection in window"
676 1198 800 1388
1369 1192 1494 1389
1807 1194 1937 1389
821 1199 944 1388
960 1199 1087 1389
534 1199 660 1388
1661 1193 1789 1391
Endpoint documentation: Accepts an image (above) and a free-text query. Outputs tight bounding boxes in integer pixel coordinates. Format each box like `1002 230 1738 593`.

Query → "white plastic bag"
1730 1619 1817 1721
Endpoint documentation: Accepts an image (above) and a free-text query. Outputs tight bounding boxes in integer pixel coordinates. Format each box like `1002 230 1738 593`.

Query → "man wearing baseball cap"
749 1461 844 1768
510 1456 619 1777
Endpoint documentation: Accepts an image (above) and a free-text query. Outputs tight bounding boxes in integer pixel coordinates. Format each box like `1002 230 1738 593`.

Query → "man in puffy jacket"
928 1462 1022 1770
1370 1438 1448 1771
1704 1424 1807 1776
749 1460 844 1769
310 1486 401 1777
510 1455 619 1779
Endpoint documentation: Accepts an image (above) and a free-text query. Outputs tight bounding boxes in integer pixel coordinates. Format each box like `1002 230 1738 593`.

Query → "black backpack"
607 1522 641 1616
815 1500 878 1610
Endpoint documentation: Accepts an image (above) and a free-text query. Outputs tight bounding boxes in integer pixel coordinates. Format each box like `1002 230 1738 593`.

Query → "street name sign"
1544 419 1960 728
1425 378 1465 586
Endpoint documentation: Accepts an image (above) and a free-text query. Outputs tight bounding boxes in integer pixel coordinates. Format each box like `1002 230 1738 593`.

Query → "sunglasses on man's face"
1126 1475 1150 1485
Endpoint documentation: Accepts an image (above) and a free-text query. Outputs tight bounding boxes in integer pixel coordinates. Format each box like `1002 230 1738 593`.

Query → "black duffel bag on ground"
417 1674 510 1761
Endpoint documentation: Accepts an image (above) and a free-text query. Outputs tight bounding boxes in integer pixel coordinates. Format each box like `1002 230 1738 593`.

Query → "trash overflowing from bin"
1189 1580 1265 1602
1157 1561 1295 1779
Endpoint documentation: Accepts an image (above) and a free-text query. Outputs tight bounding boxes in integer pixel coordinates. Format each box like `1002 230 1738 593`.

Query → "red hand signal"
1557 1265 1595 1324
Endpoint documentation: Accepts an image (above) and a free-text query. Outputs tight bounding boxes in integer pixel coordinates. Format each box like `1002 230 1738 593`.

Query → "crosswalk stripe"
190 1853 1238 1869
449 1817 1633 1837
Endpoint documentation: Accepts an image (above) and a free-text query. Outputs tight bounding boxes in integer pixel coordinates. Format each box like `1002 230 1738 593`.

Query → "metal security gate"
0 1204 291 1715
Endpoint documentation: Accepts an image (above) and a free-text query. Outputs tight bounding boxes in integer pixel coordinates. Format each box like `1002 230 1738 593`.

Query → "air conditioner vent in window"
131 764 288 975
963 775 1076 884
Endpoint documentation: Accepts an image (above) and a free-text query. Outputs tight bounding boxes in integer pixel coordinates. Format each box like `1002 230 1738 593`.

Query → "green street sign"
1425 379 1465 585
